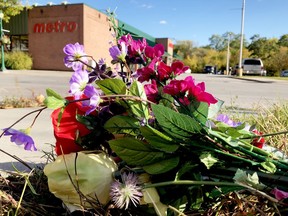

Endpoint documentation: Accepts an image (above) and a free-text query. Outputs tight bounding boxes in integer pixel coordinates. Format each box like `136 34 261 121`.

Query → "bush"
1 51 33 70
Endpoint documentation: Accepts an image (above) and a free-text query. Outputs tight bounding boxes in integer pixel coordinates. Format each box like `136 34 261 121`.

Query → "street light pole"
238 0 246 77
226 33 231 75
0 11 6 72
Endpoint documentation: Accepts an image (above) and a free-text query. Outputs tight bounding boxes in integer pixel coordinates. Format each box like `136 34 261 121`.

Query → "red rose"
51 97 91 155
251 129 265 149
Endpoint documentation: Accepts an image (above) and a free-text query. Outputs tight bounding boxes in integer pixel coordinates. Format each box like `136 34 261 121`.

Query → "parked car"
280 70 288 77
242 58 266 76
203 65 215 74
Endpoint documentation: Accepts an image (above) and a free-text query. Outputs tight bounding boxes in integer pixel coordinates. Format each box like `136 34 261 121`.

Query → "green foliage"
176 31 288 75
4 51 33 70
0 0 28 22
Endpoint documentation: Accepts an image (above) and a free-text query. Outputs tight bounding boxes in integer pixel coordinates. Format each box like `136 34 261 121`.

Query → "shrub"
1 51 33 70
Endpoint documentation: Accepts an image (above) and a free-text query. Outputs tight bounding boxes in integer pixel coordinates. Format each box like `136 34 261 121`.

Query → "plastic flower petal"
109 42 127 62
251 129 265 149
271 188 288 200
83 84 102 115
216 114 242 127
2 128 37 151
44 152 118 209
69 70 89 99
144 80 159 103
51 96 91 155
185 76 218 106
63 42 88 71
110 173 143 210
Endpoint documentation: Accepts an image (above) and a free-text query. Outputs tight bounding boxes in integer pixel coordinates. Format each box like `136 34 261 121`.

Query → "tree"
173 40 194 59
248 34 279 60
208 32 248 51
0 0 26 22
278 34 288 47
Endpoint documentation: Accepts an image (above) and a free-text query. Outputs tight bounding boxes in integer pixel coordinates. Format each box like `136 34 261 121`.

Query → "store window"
8 35 29 52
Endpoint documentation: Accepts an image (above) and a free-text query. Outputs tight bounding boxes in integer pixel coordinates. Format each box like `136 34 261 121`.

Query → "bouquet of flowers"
2 22 288 215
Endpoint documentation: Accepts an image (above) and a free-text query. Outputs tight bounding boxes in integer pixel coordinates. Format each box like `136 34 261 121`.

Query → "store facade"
4 3 174 71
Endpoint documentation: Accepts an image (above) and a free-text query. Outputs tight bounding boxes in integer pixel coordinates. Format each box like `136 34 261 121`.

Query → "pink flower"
144 80 158 103
157 61 189 82
145 44 164 60
163 79 188 96
271 188 288 200
136 59 157 82
185 76 218 106
163 76 217 106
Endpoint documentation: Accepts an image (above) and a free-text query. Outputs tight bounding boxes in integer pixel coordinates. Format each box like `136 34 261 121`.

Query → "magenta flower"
136 59 157 82
144 80 159 103
110 173 143 210
145 44 165 60
163 79 188 96
157 61 189 82
163 76 217 106
271 188 288 200
63 42 88 71
185 76 218 106
2 128 37 151
69 70 89 99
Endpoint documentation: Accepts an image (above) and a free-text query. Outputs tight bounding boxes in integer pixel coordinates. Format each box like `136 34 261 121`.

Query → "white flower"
110 172 143 209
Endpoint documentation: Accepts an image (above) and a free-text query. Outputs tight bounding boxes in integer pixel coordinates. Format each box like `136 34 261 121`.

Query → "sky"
29 0 288 46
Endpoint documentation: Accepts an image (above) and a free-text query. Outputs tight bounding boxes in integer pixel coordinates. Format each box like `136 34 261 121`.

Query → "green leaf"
44 88 66 109
199 152 218 170
188 102 209 125
96 79 126 95
127 81 150 119
208 99 224 119
46 88 64 100
108 137 165 166
151 104 202 139
44 96 66 109
104 115 140 135
140 126 179 152
143 157 179 174
175 163 198 180
260 160 277 173
233 169 265 190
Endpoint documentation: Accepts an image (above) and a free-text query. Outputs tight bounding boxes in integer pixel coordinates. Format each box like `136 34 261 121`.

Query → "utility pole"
0 11 6 72
238 0 246 77
226 33 231 75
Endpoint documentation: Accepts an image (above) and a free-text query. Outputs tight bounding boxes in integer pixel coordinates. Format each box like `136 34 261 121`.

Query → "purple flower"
83 85 102 115
109 42 127 62
216 114 242 127
2 128 37 151
110 173 143 210
63 42 88 71
69 70 89 99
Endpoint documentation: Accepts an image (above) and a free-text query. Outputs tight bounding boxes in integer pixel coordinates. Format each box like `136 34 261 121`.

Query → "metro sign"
33 20 78 33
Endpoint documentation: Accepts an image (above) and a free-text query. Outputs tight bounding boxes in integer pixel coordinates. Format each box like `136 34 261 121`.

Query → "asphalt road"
0 70 287 172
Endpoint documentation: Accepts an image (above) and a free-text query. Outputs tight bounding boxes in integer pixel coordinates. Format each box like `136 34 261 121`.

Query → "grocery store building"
3 3 174 71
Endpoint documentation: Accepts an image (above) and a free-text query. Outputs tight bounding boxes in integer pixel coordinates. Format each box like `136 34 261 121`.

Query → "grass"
0 95 45 109
223 101 288 154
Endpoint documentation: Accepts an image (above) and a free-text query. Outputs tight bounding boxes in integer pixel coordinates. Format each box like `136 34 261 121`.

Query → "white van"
242 58 266 76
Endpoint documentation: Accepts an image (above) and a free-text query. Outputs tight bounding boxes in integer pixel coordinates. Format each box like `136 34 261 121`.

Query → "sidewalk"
0 107 55 172
0 70 71 172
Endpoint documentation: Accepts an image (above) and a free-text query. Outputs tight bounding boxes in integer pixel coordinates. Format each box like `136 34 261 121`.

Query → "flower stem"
144 180 242 189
